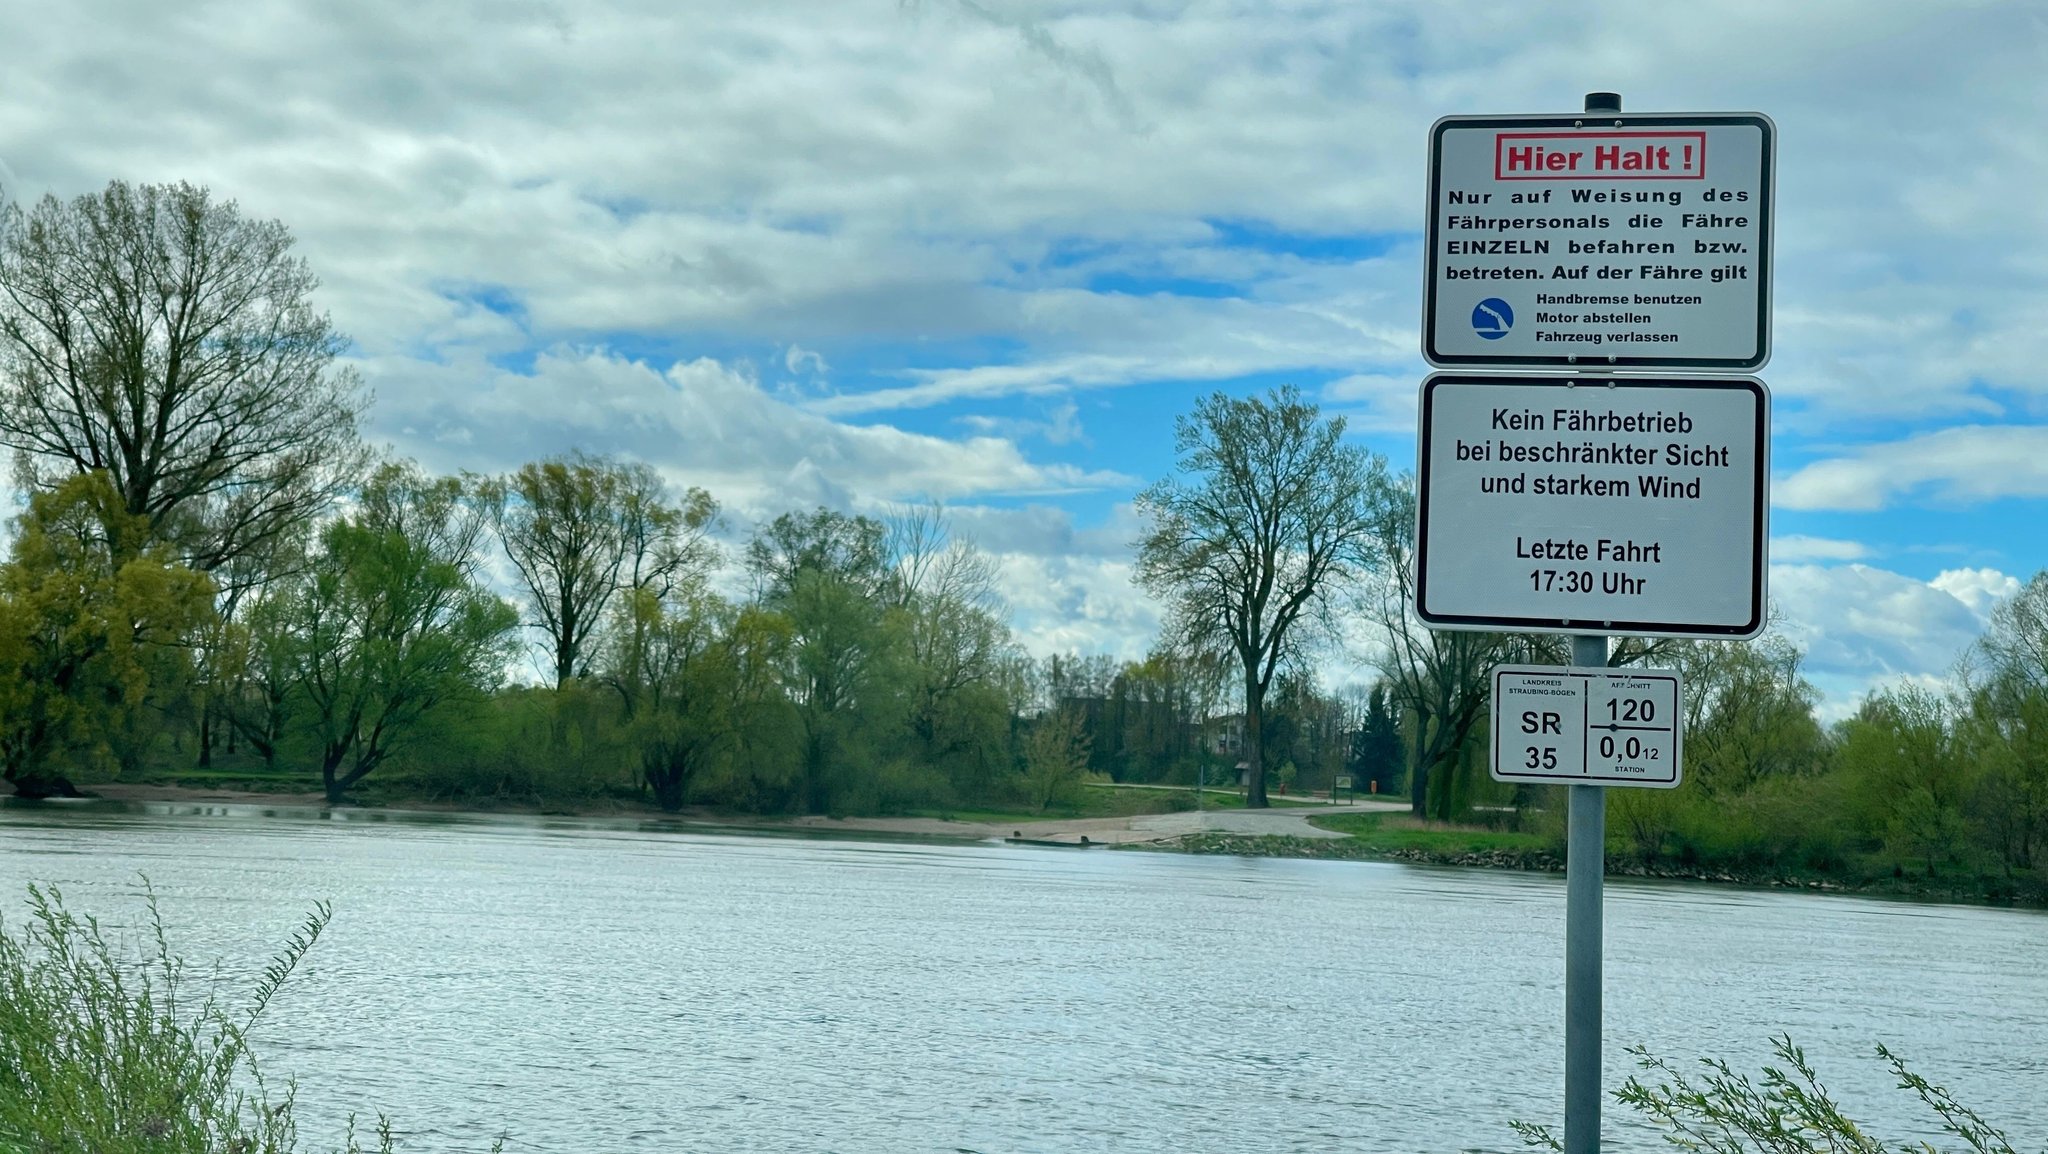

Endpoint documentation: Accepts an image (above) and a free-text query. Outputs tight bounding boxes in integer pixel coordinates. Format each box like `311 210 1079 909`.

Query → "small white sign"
1424 113 1774 370
1492 665 1682 788
1416 373 1768 638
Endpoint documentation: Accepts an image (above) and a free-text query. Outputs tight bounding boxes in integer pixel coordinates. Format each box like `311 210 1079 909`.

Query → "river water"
0 801 2041 1153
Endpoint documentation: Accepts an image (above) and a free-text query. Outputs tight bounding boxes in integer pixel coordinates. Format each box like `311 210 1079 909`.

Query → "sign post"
1416 91 1775 1154
1566 631 1607 1154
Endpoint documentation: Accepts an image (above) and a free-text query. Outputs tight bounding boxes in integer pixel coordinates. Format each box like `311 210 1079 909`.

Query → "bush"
1514 1034 2032 1152
0 881 399 1154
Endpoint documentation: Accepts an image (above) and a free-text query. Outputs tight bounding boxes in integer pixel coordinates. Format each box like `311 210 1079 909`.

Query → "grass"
911 784 1327 824
133 765 323 792
1309 810 1553 856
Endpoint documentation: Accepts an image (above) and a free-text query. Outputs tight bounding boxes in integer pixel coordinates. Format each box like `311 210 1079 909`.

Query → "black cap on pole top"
1584 92 1622 113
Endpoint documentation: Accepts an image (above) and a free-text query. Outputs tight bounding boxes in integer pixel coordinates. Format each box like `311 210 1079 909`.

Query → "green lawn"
1309 810 1552 856
129 766 322 792
909 784 1324 825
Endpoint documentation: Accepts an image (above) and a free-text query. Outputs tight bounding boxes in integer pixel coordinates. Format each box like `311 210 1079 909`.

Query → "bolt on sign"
1424 113 1775 370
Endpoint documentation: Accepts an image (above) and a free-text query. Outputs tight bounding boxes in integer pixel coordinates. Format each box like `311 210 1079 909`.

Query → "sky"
2 0 2044 716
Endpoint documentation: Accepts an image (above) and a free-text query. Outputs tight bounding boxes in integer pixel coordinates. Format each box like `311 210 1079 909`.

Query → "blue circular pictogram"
1472 298 1514 340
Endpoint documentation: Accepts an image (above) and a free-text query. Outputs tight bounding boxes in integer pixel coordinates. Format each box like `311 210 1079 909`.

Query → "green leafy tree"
221 579 302 770
1840 685 1973 876
744 508 912 813
746 507 892 603
1135 386 1391 807
1021 707 1092 812
1670 633 1828 795
1961 572 2048 875
0 474 212 797
1960 674 2048 876
284 464 519 802
772 569 910 814
605 588 739 812
0 180 365 582
479 452 717 689
711 605 801 810
888 505 1016 793
1107 650 1228 784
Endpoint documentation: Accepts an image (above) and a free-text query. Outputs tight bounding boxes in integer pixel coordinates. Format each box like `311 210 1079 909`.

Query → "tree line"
1 179 2042 895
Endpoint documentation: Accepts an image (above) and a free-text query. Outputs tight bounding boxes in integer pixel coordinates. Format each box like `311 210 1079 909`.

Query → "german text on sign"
1425 113 1775 370
1416 373 1768 638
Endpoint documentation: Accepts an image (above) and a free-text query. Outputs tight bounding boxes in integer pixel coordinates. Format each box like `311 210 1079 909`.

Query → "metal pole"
1564 89 1622 1154
1565 633 1608 1154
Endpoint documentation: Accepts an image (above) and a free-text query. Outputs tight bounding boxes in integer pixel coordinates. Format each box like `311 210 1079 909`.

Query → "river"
0 800 2041 1152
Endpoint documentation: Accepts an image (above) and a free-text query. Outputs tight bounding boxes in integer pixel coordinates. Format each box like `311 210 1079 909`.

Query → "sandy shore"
72 782 1398 846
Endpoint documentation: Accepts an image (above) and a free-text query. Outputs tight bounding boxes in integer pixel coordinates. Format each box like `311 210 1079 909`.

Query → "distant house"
1202 712 1245 759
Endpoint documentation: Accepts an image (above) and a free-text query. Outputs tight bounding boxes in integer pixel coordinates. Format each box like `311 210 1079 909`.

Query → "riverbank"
1153 829 2048 907
82 780 1375 845
54 783 2048 907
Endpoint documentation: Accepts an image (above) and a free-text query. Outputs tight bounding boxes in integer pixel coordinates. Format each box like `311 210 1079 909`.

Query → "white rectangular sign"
1425 113 1774 370
1417 373 1768 638
1492 665 1683 788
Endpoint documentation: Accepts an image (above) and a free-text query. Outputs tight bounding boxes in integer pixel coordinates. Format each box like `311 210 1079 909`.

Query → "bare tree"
1364 477 1543 819
1135 386 1391 807
479 452 717 689
0 180 364 579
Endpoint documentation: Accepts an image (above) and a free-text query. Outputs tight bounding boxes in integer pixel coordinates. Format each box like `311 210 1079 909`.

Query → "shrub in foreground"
0 882 396 1154
1515 1033 2034 1152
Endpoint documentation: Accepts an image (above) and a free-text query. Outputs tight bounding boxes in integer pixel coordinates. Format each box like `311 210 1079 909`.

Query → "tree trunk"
1244 668 1268 808
321 743 349 804
197 699 214 768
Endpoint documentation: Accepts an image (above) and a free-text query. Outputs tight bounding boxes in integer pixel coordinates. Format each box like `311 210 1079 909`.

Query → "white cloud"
362 348 1133 517
992 551 1160 661
1769 535 1869 563
1777 426 2048 511
1771 563 1988 709
953 399 1086 446
1930 567 2021 620
1321 373 1421 438
783 344 828 377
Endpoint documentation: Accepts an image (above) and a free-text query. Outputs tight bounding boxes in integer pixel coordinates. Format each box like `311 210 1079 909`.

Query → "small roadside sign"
1415 372 1768 638
1424 112 1774 370
1491 665 1682 788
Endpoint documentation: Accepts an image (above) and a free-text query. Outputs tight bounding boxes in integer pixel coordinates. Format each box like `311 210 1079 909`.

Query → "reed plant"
1514 1033 2032 1152
0 881 394 1154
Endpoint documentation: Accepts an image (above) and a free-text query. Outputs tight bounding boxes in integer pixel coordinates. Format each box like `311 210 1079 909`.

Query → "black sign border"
1416 372 1769 639
1423 112 1776 371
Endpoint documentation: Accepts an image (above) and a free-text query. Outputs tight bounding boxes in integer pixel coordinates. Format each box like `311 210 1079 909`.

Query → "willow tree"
1135 386 1390 807
284 464 518 803
0 180 364 577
